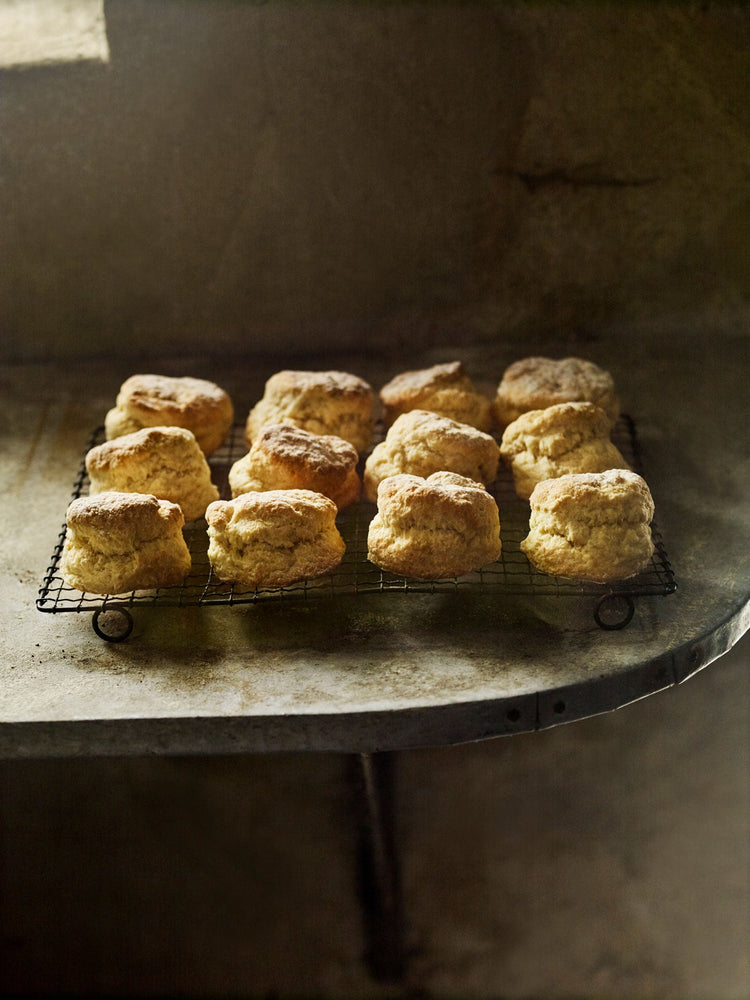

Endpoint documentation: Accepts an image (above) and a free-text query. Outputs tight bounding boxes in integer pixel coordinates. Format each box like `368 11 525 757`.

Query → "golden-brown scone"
521 469 655 583
500 402 629 500
363 409 499 503
60 492 192 595
245 370 375 454
105 374 234 455
228 423 361 510
379 361 492 431
492 357 620 429
206 490 346 589
367 471 502 580
85 426 220 522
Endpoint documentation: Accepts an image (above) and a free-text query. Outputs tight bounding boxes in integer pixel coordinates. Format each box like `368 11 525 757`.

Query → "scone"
206 490 346 589
367 471 502 579
379 361 492 431
492 357 619 429
228 423 361 510
363 409 499 503
85 426 220 522
500 402 629 499
105 374 234 455
521 469 655 583
61 492 192 595
245 370 375 454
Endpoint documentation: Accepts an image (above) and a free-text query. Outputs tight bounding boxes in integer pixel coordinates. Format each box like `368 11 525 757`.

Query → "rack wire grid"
37 416 676 637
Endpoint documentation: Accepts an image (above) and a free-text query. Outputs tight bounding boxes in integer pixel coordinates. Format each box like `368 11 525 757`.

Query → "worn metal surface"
1 330 748 756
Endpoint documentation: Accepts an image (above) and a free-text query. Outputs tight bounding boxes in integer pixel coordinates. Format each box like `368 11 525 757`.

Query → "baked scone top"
106 374 234 454
115 373 231 418
527 469 654 524
229 423 361 509
250 422 358 476
65 490 186 539
379 361 491 430
207 488 340 533
500 402 613 459
493 357 619 428
87 425 206 473
363 409 499 502
375 471 499 532
245 369 375 454
259 369 373 400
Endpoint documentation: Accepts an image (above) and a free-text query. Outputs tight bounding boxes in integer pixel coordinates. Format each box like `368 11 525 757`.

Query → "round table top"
2 329 748 757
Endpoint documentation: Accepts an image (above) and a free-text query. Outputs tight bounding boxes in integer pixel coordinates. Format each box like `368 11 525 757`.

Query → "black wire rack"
36 416 676 639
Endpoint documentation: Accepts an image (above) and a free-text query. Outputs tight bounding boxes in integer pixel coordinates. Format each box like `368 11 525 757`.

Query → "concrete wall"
2 2 749 363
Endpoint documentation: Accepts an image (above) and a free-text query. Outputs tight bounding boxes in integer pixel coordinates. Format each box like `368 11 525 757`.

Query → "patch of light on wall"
0 0 109 69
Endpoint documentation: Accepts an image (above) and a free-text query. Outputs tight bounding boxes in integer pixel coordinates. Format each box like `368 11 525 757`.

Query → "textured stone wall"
1 2 749 362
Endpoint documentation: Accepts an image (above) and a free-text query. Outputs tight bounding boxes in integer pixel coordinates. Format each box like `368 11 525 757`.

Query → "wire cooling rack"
36 417 676 639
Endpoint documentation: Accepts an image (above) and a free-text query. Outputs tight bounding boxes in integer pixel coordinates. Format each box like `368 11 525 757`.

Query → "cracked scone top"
379 361 492 431
521 469 655 583
61 492 192 595
105 374 234 455
229 423 361 510
364 409 499 502
245 370 375 455
493 357 620 429
367 471 502 580
500 401 628 499
205 490 345 589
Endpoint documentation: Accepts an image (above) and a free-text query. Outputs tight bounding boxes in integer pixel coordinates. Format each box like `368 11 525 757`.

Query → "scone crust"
105 374 234 455
521 469 655 582
61 492 191 594
493 357 619 428
86 426 220 522
229 423 361 510
500 401 628 499
379 361 491 430
368 471 502 579
206 489 346 588
245 370 375 454
363 409 499 502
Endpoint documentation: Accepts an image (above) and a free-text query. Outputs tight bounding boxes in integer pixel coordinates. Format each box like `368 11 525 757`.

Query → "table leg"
350 751 406 982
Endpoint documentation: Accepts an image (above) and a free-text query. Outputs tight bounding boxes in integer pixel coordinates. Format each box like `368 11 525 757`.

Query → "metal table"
2 330 748 977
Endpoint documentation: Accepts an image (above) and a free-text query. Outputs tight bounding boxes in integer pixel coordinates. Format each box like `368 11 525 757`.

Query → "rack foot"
92 606 134 642
594 592 635 630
